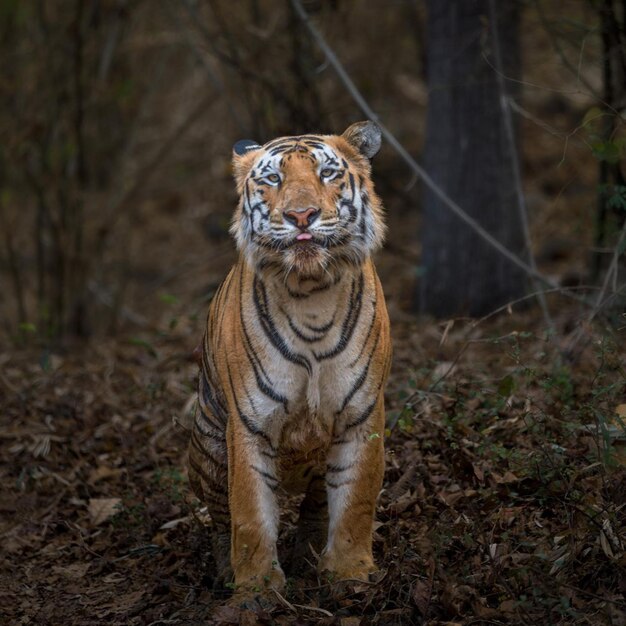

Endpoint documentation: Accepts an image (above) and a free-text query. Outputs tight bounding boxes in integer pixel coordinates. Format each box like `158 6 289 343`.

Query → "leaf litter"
0 307 624 625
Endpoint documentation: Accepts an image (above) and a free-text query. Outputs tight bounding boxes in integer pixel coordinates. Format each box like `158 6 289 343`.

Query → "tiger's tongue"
296 232 313 241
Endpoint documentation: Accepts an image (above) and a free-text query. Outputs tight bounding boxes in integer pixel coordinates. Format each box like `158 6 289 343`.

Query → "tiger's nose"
283 206 321 230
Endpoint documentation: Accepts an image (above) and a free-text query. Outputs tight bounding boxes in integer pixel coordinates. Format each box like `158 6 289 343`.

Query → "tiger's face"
230 121 386 277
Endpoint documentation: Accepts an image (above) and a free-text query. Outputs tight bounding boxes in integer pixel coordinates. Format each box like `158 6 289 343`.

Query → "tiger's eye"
267 173 280 184
320 168 335 178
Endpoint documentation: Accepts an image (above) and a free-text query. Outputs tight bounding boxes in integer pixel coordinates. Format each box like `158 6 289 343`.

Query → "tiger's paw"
318 551 376 582
231 563 286 596
226 568 285 613
227 589 279 612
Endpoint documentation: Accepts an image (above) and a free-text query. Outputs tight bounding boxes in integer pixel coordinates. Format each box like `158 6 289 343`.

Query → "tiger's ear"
232 139 262 187
233 139 262 156
341 121 382 159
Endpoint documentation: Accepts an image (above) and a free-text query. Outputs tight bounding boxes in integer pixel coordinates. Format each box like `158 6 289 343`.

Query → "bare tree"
420 0 526 316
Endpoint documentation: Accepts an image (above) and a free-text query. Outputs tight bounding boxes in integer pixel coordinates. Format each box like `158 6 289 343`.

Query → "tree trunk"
419 0 525 317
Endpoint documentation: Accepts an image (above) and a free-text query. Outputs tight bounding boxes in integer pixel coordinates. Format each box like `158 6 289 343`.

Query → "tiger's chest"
235 270 381 456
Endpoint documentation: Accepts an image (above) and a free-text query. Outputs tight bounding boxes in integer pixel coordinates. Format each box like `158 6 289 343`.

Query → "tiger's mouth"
289 236 323 248
249 228 357 275
284 231 350 250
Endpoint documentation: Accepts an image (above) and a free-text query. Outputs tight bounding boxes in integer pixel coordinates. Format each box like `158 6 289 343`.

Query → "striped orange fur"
188 121 391 595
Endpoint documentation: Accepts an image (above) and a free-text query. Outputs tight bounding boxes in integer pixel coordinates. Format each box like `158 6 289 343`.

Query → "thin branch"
178 0 303 124
427 284 606 391
289 0 588 305
481 41 626 123
566 217 626 355
98 89 217 245
163 0 246 133
0 199 27 325
508 98 598 168
86 280 152 329
271 587 334 618
533 0 601 97
488 0 555 334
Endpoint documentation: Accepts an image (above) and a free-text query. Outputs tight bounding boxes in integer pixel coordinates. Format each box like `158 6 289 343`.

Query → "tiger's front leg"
319 395 385 580
227 418 286 593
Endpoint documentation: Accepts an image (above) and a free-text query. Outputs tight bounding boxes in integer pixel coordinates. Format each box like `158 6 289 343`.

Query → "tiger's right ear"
232 139 262 188
233 139 262 156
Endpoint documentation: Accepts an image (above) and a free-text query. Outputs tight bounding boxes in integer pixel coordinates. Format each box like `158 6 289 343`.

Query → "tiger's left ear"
342 121 382 159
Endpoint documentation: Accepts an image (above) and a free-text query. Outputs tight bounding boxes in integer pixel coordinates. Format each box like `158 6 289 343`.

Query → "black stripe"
342 380 384 432
252 465 279 484
214 269 235 335
264 135 325 150
269 146 291 156
337 332 381 414
239 267 289 410
195 411 226 442
349 302 377 367
264 480 279 492
253 276 312 373
340 198 357 223
188 456 228 494
326 478 355 489
250 356 289 410
359 195 368 236
326 463 354 473
199 367 228 426
244 179 253 214
226 366 277 452
285 273 341 300
314 272 364 361
283 309 327 343
190 432 227 468
304 315 336 333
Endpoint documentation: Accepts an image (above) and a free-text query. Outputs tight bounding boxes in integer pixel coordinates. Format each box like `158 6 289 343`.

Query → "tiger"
188 121 391 598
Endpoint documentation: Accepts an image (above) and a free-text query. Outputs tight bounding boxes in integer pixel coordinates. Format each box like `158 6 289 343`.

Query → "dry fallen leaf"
159 515 190 530
492 470 520 484
52 563 91 579
600 518 624 560
88 465 122 485
412 578 432 616
88 497 121 526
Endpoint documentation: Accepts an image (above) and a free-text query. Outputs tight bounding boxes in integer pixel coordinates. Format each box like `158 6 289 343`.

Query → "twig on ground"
425 284 604 390
271 587 334 617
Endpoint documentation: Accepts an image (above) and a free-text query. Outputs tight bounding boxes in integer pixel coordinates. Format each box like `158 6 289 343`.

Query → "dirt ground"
1 290 625 625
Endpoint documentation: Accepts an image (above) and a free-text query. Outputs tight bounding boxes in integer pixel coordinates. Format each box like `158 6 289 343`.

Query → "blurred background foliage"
0 0 624 343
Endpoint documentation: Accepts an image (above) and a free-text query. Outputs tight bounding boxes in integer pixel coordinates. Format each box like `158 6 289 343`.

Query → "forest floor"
1 296 625 625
